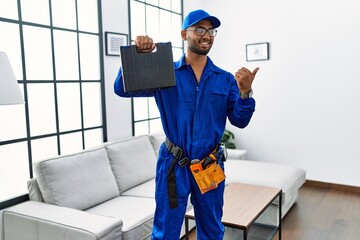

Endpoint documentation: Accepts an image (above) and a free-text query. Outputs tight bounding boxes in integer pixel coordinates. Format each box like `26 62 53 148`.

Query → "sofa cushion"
225 159 306 205
149 132 165 157
105 135 157 193
34 147 120 210
86 196 156 240
27 178 43 202
121 179 155 198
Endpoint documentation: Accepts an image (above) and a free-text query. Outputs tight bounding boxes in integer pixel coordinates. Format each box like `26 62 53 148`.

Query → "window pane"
27 83 56 136
149 97 159 118
149 118 162 134
159 0 170 9
146 5 159 41
79 33 100 80
31 136 58 162
172 47 183 61
0 0 18 20
135 121 149 136
0 142 29 202
77 0 98 33
23 25 53 80
130 0 183 137
57 83 81 132
159 10 171 42
146 0 158 6
60 132 83 155
20 0 50 25
0 104 26 142
134 98 148 121
172 0 182 13
53 30 79 80
131 1 146 38
171 14 182 47
82 83 102 128
0 22 23 79
84 128 103 149
51 0 76 30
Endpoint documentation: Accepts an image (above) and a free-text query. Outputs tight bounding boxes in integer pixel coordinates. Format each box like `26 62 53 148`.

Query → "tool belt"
165 138 190 208
165 138 190 167
190 147 226 194
165 138 226 208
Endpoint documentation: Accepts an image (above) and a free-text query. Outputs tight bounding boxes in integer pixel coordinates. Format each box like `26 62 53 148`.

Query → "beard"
188 45 210 55
187 38 212 55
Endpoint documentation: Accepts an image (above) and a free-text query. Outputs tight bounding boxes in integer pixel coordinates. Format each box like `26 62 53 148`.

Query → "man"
114 9 259 240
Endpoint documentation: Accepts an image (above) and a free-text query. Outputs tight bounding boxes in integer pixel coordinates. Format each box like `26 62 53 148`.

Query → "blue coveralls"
114 55 255 240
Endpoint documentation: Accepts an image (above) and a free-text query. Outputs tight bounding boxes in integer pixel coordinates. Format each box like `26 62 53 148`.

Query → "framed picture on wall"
105 32 128 56
246 42 269 61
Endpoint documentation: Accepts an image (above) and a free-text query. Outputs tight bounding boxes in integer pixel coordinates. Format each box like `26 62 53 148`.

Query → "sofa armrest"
2 201 122 240
226 149 248 160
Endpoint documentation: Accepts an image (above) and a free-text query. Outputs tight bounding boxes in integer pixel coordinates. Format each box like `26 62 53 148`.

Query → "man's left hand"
234 67 259 94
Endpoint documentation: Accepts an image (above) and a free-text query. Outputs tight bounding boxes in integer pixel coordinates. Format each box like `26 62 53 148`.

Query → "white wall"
101 0 133 141
202 0 360 186
102 0 360 187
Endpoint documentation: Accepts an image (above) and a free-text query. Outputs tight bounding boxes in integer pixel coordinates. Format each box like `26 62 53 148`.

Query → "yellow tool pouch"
191 160 226 194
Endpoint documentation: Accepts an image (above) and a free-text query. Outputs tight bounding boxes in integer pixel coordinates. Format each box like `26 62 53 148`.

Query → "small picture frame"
105 32 128 56
246 42 269 61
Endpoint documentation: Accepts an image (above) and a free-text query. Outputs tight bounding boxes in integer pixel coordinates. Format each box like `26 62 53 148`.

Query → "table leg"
279 191 282 240
185 217 189 240
243 229 248 240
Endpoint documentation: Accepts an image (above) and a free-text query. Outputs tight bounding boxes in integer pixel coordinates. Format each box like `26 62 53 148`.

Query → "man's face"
185 20 215 56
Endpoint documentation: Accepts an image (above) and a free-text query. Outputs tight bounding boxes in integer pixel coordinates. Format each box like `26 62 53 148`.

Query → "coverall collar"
175 54 222 74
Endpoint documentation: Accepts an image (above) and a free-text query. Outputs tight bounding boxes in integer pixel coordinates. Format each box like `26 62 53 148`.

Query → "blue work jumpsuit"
114 55 255 240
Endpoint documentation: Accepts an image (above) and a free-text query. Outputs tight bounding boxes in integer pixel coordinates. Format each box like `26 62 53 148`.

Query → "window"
0 0 105 209
129 0 183 135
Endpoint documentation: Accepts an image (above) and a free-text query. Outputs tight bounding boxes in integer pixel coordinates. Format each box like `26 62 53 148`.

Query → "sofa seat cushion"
121 179 155 198
34 147 120 210
86 196 156 240
225 160 306 205
105 135 157 193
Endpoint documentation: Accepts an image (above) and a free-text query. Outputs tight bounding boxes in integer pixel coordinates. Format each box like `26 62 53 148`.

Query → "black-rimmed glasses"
186 27 217 37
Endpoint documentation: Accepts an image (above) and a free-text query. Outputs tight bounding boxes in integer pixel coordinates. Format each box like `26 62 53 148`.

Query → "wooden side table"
185 183 282 240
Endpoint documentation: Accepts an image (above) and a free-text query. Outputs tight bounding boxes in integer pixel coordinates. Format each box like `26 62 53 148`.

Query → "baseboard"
305 180 360 194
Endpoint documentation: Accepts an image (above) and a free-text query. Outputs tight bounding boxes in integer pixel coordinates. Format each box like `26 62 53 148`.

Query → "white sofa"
1 133 306 240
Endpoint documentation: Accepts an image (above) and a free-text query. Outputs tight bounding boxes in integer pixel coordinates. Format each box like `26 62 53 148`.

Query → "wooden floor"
184 183 360 240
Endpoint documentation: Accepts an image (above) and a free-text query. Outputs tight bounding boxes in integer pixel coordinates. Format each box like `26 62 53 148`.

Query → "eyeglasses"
186 27 217 37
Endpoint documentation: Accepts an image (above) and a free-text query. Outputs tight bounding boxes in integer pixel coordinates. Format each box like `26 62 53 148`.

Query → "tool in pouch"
190 147 226 194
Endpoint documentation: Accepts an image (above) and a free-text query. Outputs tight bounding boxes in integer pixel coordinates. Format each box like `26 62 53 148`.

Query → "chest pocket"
207 88 229 120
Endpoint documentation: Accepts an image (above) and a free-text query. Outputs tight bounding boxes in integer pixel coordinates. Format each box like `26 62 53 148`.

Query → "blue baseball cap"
182 9 221 30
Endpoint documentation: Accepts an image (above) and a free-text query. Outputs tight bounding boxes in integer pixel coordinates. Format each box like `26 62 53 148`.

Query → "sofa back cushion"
27 178 44 202
149 132 165 157
105 135 157 193
34 147 119 210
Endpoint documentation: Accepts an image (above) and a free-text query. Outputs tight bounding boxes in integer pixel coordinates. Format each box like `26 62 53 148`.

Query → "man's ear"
181 30 187 41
